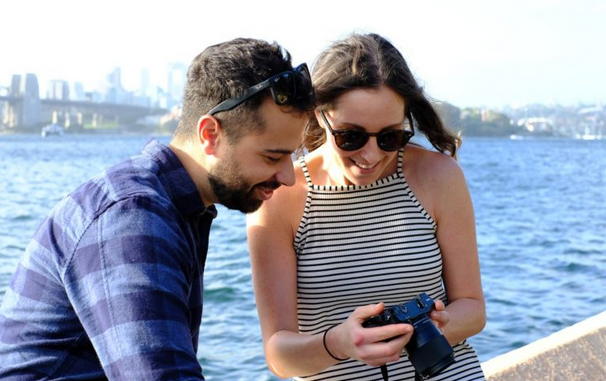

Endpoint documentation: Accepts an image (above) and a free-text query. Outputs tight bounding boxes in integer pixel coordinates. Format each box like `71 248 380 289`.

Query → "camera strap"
380 364 388 381
379 364 423 381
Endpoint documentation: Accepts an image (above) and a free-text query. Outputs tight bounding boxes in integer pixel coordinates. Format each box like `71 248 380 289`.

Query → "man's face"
209 99 307 213
208 153 277 213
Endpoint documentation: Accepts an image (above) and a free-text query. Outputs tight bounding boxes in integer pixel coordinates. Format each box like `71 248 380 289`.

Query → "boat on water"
41 124 65 137
579 134 604 140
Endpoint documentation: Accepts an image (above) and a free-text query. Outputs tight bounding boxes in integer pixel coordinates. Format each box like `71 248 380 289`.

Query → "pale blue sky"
2 0 604 109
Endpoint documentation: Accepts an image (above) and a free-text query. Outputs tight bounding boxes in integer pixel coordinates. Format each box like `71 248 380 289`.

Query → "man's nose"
275 157 296 187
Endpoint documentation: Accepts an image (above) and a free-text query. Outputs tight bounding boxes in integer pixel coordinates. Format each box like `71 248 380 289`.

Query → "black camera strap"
379 364 423 381
380 364 388 381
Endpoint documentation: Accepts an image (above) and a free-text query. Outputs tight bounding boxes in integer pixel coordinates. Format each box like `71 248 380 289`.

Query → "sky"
1 0 605 109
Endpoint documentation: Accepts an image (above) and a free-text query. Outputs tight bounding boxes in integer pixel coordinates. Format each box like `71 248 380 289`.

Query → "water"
0 134 605 380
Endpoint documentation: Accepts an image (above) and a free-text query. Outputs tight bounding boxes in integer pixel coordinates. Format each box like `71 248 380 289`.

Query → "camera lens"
406 316 455 378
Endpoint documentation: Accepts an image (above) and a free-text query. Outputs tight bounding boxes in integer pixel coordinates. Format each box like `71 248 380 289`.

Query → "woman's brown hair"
305 33 461 157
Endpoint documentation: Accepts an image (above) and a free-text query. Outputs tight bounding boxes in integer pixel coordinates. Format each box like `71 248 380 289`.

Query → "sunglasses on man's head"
208 63 312 116
320 110 415 152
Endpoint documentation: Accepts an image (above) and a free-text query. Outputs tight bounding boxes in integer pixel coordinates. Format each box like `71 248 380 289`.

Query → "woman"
247 33 486 380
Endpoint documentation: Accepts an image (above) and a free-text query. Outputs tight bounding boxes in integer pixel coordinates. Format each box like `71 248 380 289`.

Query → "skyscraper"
106 67 123 104
167 62 187 108
6 74 42 127
48 80 70 100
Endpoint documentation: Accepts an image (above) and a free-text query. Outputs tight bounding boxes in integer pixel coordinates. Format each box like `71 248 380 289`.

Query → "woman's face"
320 85 407 186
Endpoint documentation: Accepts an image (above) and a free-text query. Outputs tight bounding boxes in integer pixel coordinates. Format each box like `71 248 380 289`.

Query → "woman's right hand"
326 303 414 367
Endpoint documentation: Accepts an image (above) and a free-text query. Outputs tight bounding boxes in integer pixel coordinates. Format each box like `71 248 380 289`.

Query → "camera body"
362 293 455 379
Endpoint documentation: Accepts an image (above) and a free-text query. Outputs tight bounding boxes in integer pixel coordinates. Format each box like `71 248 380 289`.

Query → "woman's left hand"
430 300 450 330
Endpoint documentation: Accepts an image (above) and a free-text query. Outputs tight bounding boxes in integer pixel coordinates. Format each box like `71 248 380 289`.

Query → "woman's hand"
430 299 450 330
326 303 414 367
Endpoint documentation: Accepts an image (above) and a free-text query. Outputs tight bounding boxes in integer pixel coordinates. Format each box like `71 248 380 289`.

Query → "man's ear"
197 115 223 155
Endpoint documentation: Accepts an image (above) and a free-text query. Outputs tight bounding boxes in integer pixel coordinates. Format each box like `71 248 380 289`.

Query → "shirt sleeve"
62 196 205 380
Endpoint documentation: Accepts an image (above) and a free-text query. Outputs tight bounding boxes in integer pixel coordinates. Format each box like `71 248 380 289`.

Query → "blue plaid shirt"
0 139 216 380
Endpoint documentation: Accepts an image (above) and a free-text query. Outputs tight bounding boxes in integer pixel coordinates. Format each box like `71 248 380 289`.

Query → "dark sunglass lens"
272 72 295 105
378 130 406 151
336 130 368 151
297 65 311 85
295 65 313 101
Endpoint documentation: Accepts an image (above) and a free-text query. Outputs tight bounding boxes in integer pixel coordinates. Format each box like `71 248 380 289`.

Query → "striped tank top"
294 150 485 381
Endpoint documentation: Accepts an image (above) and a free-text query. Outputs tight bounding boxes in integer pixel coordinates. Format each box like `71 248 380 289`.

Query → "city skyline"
1 0 605 109
1 63 187 102
0 65 187 109
3 63 603 139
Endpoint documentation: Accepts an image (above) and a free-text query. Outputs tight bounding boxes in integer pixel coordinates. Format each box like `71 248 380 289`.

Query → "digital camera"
362 293 455 378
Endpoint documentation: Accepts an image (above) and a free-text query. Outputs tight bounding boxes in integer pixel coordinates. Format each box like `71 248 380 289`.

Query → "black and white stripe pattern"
293 151 484 381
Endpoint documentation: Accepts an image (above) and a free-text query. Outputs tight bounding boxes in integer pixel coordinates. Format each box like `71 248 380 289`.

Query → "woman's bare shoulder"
405 144 464 185
403 144 468 218
247 157 309 231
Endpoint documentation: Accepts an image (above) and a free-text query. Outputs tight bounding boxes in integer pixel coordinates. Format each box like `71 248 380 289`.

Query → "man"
0 38 314 380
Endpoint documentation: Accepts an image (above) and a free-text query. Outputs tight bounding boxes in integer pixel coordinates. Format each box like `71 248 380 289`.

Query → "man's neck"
168 139 215 207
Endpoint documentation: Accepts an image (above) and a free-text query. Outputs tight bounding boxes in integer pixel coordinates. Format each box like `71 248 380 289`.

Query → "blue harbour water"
0 134 605 380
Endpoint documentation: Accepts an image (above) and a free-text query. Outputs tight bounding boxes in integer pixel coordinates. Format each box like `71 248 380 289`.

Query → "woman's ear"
197 115 222 155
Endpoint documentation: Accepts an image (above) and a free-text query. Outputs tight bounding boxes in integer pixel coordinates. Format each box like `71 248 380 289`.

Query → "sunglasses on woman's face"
208 63 312 116
320 110 415 152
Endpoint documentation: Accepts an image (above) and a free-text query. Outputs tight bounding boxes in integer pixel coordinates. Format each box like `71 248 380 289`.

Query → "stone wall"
481 311 606 381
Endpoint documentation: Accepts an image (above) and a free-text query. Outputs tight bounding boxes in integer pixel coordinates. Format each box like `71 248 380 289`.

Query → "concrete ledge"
482 310 606 381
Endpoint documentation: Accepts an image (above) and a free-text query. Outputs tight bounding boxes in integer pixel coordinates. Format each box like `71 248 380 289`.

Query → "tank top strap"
299 156 313 189
397 148 404 175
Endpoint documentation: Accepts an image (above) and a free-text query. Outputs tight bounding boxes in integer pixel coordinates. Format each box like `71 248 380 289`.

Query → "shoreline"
2 129 605 140
0 129 173 137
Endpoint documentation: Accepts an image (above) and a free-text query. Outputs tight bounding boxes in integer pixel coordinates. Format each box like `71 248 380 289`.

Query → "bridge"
1 95 169 130
0 75 169 131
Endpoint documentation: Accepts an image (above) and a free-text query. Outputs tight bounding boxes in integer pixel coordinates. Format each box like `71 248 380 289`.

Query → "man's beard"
208 157 280 214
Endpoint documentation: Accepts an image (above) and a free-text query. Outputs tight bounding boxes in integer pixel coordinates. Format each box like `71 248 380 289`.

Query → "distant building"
85 91 104 103
133 69 152 108
105 67 124 104
517 117 554 133
5 73 42 127
72 82 86 101
107 67 122 90
47 80 70 100
167 62 186 108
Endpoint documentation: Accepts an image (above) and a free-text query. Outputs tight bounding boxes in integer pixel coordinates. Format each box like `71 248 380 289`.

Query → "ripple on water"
203 286 240 304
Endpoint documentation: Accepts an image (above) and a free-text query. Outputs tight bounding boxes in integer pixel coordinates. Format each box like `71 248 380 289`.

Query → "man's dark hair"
175 38 314 143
